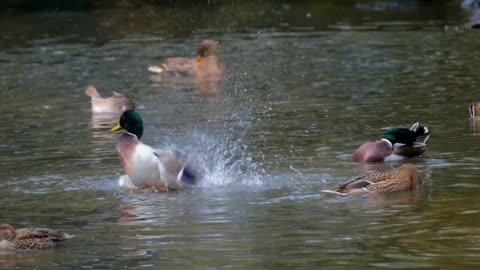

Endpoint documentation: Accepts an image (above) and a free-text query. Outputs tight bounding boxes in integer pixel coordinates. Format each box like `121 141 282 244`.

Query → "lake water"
1 1 480 269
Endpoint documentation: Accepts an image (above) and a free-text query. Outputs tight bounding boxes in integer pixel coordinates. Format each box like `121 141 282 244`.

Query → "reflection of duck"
363 188 423 208
322 163 422 196
148 40 226 98
85 85 136 113
89 113 119 130
0 224 74 250
352 122 430 163
111 110 197 192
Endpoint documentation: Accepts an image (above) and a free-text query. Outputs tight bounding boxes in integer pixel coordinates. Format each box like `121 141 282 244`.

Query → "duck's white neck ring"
380 138 393 147
125 131 138 140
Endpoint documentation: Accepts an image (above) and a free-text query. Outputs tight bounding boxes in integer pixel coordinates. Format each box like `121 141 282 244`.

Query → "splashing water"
152 124 263 189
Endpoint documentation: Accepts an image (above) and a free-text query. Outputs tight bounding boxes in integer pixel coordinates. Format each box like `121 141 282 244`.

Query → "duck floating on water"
322 163 422 196
85 85 135 113
111 110 197 192
0 224 74 250
148 39 226 79
148 40 226 98
352 122 430 163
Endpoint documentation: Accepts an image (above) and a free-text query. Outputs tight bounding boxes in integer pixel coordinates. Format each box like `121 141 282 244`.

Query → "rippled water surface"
2 1 480 269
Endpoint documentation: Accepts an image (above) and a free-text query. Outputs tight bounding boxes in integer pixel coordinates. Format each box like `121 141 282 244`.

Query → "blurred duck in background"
85 85 135 114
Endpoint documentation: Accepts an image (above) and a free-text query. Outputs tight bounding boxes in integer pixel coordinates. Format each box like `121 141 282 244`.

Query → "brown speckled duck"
148 39 226 80
111 110 197 192
85 85 135 113
322 163 422 196
352 122 430 163
0 224 74 250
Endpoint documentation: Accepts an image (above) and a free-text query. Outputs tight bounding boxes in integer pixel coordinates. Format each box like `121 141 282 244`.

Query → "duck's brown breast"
116 133 140 176
352 140 393 162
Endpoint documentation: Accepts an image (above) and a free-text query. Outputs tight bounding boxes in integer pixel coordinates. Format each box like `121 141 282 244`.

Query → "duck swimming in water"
148 39 226 79
322 163 422 196
85 85 135 113
111 110 197 192
352 122 430 163
0 224 74 250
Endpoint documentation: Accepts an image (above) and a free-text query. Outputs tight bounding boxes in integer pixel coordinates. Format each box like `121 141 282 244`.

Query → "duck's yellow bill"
195 57 201 67
110 124 122 132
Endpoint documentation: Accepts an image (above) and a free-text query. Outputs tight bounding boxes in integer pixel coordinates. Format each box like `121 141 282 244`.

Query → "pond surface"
1 0 480 269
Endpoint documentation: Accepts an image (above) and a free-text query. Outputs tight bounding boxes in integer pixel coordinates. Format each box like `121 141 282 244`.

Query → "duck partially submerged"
0 224 74 250
111 110 197 192
85 85 136 113
352 122 430 163
322 163 422 196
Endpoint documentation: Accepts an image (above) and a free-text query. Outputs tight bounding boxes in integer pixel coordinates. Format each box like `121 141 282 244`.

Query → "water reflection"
149 74 222 102
469 119 480 135
89 113 119 130
362 189 424 208
353 162 398 175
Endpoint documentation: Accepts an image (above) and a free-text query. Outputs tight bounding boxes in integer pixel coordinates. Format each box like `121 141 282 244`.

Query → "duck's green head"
111 110 144 139
383 128 416 145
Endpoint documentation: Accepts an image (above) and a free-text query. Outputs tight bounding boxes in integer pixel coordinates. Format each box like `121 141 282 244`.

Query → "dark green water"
2 1 480 269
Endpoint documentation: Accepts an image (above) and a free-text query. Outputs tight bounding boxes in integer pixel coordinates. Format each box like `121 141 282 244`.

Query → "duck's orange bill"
111 124 122 132
195 57 201 67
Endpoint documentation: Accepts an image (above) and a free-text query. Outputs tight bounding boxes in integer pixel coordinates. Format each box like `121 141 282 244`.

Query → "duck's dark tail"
410 122 430 144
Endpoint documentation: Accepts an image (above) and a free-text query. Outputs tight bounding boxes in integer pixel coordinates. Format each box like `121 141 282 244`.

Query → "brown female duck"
148 39 226 80
322 163 422 196
85 85 135 113
0 224 74 250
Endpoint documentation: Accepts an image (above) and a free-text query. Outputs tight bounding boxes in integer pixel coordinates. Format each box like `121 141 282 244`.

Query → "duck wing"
337 171 389 190
12 228 73 249
149 58 196 76
394 142 427 157
15 228 73 241
155 150 196 189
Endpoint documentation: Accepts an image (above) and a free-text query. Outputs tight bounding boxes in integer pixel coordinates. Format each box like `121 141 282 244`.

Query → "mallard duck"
85 85 136 113
110 110 197 191
0 224 74 250
322 163 422 196
148 39 226 79
352 122 430 163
